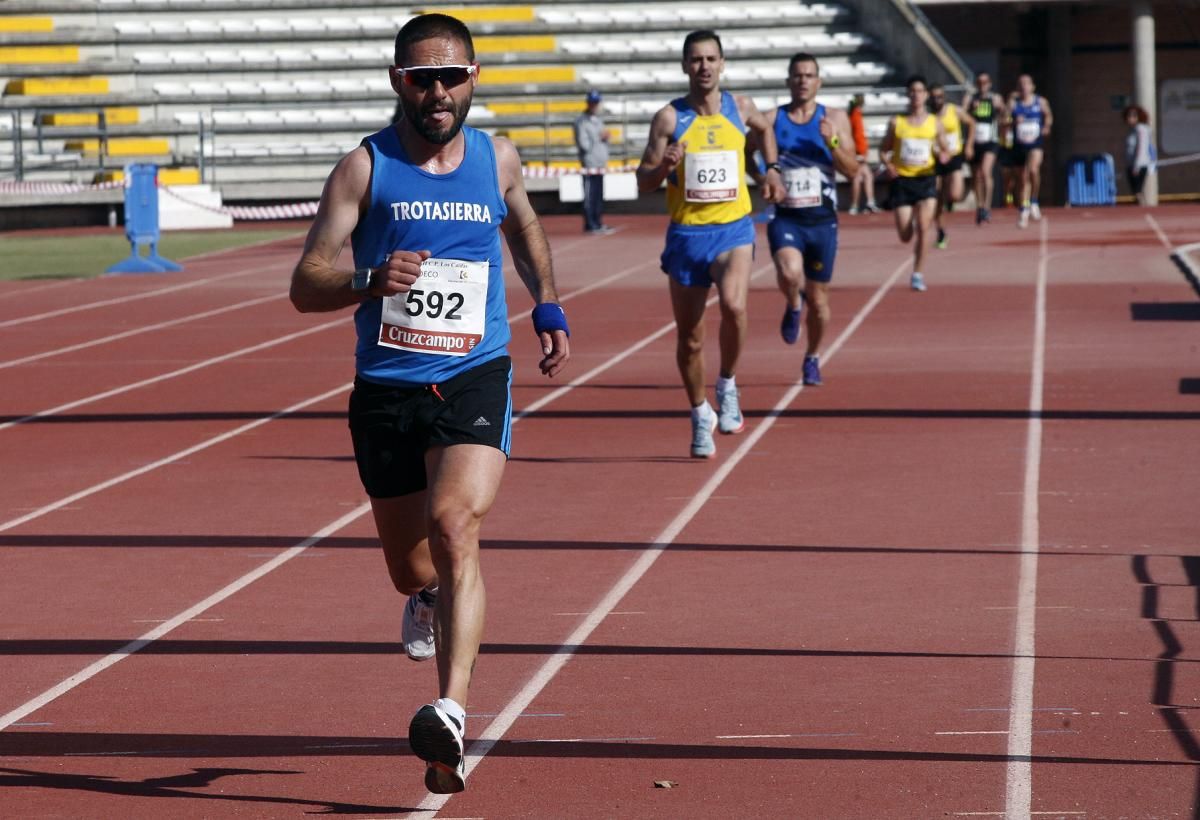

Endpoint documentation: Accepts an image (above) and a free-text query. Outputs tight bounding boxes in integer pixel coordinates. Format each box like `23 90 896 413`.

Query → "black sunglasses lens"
407 68 470 89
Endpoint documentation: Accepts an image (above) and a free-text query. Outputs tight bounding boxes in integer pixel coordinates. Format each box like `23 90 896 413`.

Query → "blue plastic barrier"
1066 154 1117 207
106 163 182 274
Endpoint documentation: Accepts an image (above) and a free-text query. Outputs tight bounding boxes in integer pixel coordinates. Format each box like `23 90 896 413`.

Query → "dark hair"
788 52 820 74
929 82 945 93
1122 104 1150 124
394 13 475 65
905 74 928 91
682 29 722 60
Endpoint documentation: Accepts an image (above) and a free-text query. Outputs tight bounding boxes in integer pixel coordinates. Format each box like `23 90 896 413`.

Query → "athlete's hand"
761 167 785 204
662 139 687 172
964 143 975 162
538 329 570 378
818 116 836 144
373 250 430 296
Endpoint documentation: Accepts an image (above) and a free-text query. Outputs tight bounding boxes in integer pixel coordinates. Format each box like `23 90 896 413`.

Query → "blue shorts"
767 215 837 284
660 216 756 288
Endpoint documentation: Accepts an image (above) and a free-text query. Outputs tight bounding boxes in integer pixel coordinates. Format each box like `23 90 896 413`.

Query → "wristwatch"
828 135 841 149
351 266 373 292
766 162 782 173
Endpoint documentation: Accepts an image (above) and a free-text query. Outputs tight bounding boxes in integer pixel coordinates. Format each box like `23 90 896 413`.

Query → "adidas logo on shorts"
473 416 490 426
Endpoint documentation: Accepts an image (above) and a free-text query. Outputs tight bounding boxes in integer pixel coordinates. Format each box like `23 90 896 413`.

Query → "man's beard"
403 94 472 145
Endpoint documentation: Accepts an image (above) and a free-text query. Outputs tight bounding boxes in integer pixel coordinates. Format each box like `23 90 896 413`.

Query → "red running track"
0 205 1197 819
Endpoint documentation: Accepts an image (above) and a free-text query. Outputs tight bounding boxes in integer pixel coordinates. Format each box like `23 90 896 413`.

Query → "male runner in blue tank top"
289 13 570 795
1007 74 1053 229
761 52 858 387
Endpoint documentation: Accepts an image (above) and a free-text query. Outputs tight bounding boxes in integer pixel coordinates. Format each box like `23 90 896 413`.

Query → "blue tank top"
351 125 510 386
1011 97 1045 148
774 103 837 225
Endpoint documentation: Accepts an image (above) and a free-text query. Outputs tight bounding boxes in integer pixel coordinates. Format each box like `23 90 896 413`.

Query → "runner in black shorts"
349 356 513 498
880 75 949 292
963 71 1005 223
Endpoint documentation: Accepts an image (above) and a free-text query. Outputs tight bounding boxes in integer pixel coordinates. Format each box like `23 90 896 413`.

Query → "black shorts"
348 355 512 498
972 142 999 160
888 175 938 208
936 154 965 176
1008 143 1041 167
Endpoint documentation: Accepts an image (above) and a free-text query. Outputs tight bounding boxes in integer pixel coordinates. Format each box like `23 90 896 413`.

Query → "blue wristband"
531 303 570 337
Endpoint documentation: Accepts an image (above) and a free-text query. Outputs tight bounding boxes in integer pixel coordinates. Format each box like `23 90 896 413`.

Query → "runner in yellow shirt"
879 74 950 292
929 82 975 250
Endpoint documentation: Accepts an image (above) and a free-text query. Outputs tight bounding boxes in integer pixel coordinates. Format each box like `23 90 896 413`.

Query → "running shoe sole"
409 704 465 794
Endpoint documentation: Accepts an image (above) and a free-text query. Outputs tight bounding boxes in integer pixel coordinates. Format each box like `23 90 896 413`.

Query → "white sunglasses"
393 64 477 89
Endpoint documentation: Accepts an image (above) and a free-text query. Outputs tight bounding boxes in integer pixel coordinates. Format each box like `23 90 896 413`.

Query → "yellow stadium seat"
95 168 201 185
488 100 588 115
473 36 555 54
6 77 109 95
417 6 535 22
500 126 623 147
66 138 171 156
0 17 54 33
0 46 79 64
478 66 575 86
39 108 140 127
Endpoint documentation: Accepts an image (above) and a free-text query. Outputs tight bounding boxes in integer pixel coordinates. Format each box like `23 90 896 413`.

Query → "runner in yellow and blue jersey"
761 52 859 387
637 29 784 458
879 74 950 292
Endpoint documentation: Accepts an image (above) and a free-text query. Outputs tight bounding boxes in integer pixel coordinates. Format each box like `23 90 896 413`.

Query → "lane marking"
0 383 352 535
0 291 285 370
1 258 652 432
1005 215 1049 820
0 256 671 731
411 255 912 818
0 265 285 330
1145 212 1173 248
0 317 350 432
0 503 367 731
1146 213 1200 297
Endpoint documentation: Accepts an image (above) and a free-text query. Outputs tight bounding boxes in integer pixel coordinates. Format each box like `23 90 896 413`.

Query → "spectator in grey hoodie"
574 89 614 233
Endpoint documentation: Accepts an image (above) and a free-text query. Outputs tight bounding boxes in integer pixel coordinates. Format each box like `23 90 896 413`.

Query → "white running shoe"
409 702 466 794
1017 209 1029 229
1030 202 1042 221
715 385 745 435
402 591 436 661
910 272 927 292
690 408 717 458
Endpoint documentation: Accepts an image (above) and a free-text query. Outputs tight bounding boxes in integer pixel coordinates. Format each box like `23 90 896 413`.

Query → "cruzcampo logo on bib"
379 258 488 356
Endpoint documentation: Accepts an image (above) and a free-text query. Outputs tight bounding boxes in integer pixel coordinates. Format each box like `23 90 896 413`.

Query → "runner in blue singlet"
1007 74 1054 228
761 52 858 387
290 13 570 796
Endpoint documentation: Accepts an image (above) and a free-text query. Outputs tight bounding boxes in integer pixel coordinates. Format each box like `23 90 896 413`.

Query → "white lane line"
1005 215 1049 820
0 502 368 731
0 383 352 535
0 255 656 730
0 291 286 370
937 731 1010 736
0 265 285 329
410 255 911 818
1145 214 1200 296
1 258 652 432
0 316 350 432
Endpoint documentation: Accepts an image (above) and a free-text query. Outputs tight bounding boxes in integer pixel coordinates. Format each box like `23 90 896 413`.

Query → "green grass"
0 228 305 280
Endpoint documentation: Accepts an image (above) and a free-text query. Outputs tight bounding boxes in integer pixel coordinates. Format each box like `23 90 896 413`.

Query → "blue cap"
586 89 602 104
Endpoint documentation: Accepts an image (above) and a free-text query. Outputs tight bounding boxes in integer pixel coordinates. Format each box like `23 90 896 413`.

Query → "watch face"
353 268 371 290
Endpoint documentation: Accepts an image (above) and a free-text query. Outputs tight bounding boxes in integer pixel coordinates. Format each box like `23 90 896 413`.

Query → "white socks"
715 375 736 395
690 400 714 422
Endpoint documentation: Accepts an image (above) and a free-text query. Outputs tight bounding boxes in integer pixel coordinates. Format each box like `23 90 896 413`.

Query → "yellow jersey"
936 104 963 157
892 113 938 177
665 92 751 226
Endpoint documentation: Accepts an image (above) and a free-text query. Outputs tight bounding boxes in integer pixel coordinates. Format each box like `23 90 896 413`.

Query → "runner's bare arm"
636 105 683 193
495 136 570 377
290 146 424 312
739 95 784 203
1040 96 1054 137
745 107 777 185
880 117 898 177
958 105 977 160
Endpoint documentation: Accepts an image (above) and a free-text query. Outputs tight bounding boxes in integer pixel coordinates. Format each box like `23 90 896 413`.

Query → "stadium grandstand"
0 0 969 228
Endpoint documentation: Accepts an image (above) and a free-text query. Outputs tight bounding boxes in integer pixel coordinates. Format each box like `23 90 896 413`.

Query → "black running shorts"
888 175 938 208
348 355 512 498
